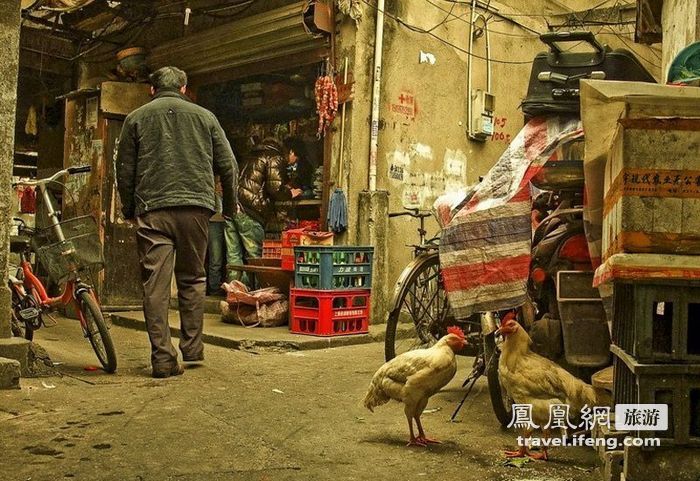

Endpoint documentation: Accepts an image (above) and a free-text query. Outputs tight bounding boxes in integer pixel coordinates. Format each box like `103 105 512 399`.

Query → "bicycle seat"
10 235 31 253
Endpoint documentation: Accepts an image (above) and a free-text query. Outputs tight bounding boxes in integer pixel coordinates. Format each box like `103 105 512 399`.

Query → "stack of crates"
611 276 700 447
290 246 374 337
262 240 282 259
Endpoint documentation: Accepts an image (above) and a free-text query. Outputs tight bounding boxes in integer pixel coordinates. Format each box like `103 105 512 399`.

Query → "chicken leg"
505 429 549 461
405 415 427 447
414 397 441 444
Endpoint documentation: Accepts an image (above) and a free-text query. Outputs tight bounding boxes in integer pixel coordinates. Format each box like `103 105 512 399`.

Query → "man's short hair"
149 66 187 91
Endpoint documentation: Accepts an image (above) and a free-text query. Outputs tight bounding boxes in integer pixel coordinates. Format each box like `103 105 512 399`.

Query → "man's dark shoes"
152 363 185 379
182 353 204 363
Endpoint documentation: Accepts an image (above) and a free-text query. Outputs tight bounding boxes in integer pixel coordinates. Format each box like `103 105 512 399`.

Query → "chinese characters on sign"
390 91 416 120
615 404 668 431
618 169 700 198
508 404 644 431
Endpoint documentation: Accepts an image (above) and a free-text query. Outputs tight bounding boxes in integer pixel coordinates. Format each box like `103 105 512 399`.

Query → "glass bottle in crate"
355 253 362 264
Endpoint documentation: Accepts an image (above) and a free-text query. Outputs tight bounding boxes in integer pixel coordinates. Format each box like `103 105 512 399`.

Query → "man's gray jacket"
116 89 237 220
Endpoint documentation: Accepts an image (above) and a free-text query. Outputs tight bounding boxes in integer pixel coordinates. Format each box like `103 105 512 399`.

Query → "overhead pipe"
368 0 385 191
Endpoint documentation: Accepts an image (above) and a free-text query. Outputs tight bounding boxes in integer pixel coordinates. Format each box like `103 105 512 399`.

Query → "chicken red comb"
447 326 465 339
502 311 517 323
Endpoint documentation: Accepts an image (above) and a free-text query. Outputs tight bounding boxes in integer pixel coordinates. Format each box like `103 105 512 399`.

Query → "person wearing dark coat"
226 137 296 285
116 66 237 378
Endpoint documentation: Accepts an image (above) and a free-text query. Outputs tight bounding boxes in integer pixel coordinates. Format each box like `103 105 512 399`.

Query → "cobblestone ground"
1 317 600 481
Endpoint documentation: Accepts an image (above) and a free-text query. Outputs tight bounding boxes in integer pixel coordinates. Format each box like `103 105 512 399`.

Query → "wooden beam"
635 0 663 45
19 49 73 76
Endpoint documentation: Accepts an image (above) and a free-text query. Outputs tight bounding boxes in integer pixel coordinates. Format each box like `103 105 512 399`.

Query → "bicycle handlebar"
389 209 432 219
67 165 92 175
12 165 91 188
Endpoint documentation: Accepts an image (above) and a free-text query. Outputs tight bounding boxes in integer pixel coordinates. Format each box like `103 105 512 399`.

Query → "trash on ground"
503 457 533 468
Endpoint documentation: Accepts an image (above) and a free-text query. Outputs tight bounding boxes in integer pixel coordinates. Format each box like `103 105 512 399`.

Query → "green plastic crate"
294 246 374 290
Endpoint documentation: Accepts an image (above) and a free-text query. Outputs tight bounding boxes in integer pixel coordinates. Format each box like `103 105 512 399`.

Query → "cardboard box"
281 228 333 271
603 121 700 258
580 81 700 263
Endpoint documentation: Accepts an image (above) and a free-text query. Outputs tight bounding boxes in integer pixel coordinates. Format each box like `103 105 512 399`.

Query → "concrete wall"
334 0 662 323
661 0 700 79
0 0 21 338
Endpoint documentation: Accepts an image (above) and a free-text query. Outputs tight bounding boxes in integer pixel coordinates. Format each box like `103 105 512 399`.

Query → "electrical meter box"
470 89 495 141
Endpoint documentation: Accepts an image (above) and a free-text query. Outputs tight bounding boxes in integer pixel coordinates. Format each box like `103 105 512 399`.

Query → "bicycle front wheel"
77 291 117 373
385 253 450 361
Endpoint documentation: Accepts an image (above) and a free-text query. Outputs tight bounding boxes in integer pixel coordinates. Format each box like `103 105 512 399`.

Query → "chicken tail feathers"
363 379 390 412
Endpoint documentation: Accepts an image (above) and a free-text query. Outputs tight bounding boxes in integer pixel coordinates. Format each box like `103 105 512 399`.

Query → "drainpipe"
467 0 491 139
368 0 385 191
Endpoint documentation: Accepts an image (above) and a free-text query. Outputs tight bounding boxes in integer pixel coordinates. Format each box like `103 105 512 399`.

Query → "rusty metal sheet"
148 3 328 77
100 82 151 117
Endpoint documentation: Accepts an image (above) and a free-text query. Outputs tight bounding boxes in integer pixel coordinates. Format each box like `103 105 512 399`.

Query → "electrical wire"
360 0 534 65
201 0 255 18
425 0 540 38
604 29 661 69
424 0 540 38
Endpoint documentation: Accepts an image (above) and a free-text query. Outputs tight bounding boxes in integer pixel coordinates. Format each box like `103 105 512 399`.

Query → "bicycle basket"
31 216 104 282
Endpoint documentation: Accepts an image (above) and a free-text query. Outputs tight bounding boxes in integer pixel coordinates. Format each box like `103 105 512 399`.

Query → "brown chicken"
497 316 607 460
363 327 466 447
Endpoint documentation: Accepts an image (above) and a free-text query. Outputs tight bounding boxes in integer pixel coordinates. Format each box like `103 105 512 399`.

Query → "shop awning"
147 3 329 84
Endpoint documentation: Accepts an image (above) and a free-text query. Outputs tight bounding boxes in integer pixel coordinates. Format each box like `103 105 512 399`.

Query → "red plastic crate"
262 240 282 259
290 288 370 336
281 228 333 271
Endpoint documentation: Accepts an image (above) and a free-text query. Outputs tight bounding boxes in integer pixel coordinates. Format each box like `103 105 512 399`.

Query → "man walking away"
116 66 237 378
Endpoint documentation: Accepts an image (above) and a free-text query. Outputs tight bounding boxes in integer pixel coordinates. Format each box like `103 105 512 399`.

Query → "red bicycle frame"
19 259 89 331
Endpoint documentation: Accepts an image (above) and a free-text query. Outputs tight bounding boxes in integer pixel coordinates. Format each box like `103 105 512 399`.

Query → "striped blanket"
437 116 584 320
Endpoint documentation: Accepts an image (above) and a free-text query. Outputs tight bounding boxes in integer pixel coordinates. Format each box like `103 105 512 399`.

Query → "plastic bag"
220 281 288 327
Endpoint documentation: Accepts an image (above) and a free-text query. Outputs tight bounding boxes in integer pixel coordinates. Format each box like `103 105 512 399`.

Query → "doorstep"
109 310 414 352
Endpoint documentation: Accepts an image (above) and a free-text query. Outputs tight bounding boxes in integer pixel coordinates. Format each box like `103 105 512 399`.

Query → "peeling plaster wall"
333 0 662 319
0 0 21 337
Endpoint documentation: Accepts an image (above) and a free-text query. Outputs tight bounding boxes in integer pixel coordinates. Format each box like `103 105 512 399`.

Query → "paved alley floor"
1 318 601 481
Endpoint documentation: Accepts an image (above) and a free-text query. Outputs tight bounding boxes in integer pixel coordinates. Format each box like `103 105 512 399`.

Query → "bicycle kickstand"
450 366 482 422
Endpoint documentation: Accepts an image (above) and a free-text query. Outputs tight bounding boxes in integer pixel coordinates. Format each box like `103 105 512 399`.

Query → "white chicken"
363 327 466 446
497 315 610 460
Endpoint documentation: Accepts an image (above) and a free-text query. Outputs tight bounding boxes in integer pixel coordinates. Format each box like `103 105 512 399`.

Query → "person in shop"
116 66 238 378
226 137 300 286
283 137 314 199
206 177 226 296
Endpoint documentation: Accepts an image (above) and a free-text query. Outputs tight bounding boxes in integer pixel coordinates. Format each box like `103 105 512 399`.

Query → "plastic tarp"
437 116 583 320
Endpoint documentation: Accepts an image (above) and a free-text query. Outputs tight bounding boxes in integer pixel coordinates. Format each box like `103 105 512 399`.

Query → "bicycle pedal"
18 307 40 322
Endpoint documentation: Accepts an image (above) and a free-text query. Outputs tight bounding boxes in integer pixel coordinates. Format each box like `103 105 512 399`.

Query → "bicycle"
384 207 512 426
8 166 117 373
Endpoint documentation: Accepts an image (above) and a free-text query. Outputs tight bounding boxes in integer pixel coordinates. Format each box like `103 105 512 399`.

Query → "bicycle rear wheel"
385 253 450 361
77 290 117 373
